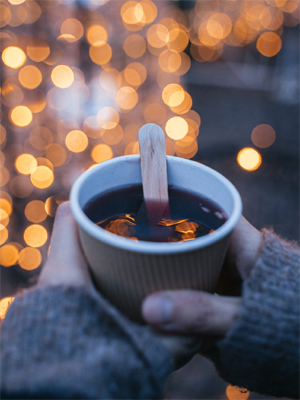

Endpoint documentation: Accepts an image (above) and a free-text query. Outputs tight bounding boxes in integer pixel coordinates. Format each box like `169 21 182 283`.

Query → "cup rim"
70 155 242 254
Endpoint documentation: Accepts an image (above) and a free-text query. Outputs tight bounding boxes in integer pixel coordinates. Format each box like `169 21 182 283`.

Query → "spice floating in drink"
84 185 227 243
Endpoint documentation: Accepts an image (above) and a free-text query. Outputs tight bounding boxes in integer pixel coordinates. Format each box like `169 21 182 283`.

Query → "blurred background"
0 0 299 399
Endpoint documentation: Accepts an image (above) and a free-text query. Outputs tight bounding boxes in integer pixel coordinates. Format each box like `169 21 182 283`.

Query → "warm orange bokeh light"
89 43 112 65
30 166 54 189
0 167 10 188
162 83 185 107
226 385 250 400
25 200 47 223
115 86 138 110
0 224 9 245
0 198 12 216
46 143 67 167
124 34 146 58
18 247 42 270
256 32 282 57
0 297 14 320
0 244 19 267
124 62 147 87
237 147 262 171
0 209 9 227
87 24 108 45
207 13 232 39
147 23 169 48
60 18 84 42
15 154 37 175
18 65 42 89
121 1 144 25
2 46 26 69
65 130 88 153
30 126 53 150
8 0 25 4
10 106 33 127
24 224 48 247
0 125 6 145
165 117 188 140
26 39 50 62
51 65 74 88
91 144 113 163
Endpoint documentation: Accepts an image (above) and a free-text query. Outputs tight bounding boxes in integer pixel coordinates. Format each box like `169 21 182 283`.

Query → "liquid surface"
84 185 227 243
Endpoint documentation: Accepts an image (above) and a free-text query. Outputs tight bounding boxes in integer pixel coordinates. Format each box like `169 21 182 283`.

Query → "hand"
38 202 200 368
142 216 263 337
38 202 93 288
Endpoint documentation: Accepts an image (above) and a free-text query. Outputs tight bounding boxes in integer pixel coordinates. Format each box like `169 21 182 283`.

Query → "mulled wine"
84 185 227 243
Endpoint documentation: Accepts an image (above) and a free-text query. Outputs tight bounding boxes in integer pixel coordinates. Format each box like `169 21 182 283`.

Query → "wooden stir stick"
138 123 169 225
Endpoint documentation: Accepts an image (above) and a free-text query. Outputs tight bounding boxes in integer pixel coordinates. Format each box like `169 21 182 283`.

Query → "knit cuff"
210 230 300 399
1 285 173 399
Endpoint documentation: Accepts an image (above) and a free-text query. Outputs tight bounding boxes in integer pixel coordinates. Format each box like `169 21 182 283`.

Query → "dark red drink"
84 185 227 243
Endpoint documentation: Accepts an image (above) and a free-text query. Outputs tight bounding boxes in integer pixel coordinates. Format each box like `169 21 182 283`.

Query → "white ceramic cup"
70 155 242 321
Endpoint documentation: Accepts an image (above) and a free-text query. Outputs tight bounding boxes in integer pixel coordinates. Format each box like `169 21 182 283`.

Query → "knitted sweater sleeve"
0 286 174 400
208 230 300 399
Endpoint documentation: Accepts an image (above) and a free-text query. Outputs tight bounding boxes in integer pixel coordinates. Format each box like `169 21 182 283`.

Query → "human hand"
38 201 93 288
38 202 200 367
142 216 263 337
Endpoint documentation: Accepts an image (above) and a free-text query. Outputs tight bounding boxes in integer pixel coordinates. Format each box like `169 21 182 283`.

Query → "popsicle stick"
138 123 169 224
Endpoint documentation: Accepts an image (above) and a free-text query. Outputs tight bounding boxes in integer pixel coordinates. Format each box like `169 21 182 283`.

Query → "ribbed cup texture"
79 228 230 322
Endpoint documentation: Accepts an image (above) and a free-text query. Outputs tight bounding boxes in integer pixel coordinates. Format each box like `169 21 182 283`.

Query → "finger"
38 202 92 287
142 290 241 336
225 216 263 280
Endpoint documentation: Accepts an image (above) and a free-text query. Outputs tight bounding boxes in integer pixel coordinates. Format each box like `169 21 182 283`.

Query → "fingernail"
142 295 173 325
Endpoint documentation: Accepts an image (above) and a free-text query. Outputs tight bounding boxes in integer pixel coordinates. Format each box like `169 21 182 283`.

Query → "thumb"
142 290 241 336
38 202 92 287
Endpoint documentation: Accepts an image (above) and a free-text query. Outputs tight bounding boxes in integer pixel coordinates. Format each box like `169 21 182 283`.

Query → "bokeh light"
60 18 84 42
165 117 189 140
24 224 48 247
91 144 113 163
15 154 37 175
251 124 276 148
124 34 146 58
25 200 47 223
2 46 26 69
18 247 42 270
26 39 50 62
51 65 74 89
0 297 14 320
115 86 138 110
10 105 33 127
0 244 19 267
30 166 54 189
226 385 250 400
237 147 262 171
87 24 108 45
0 225 9 245
46 144 67 167
256 32 282 57
18 65 42 89
89 43 112 65
65 130 88 153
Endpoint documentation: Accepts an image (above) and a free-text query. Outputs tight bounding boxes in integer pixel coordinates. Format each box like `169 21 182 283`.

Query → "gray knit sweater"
1 230 299 399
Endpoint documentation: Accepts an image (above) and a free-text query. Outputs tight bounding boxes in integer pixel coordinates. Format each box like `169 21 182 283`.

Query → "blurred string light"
237 147 262 171
0 0 298 274
226 385 250 400
0 296 14 320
